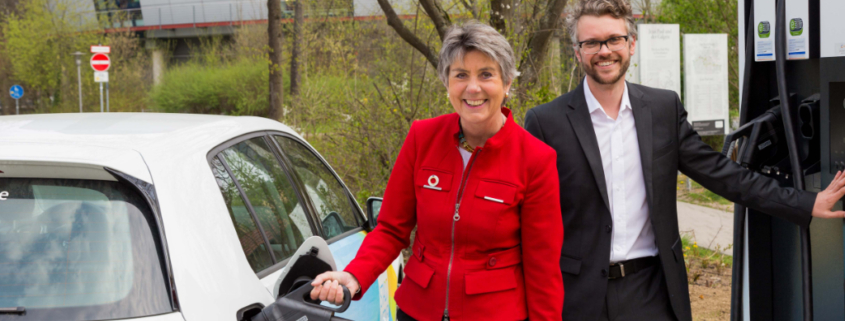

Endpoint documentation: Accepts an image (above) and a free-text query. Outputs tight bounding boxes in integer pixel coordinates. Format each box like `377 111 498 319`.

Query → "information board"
754 0 776 61
638 24 681 97
786 0 810 60
820 0 845 57
683 34 730 135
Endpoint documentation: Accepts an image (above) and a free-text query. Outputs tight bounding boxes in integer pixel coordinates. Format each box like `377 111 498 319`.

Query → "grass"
682 234 733 286
677 174 734 212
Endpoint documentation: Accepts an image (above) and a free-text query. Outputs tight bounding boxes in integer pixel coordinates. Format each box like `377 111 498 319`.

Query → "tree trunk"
290 0 303 96
489 0 512 34
516 0 568 88
268 0 284 120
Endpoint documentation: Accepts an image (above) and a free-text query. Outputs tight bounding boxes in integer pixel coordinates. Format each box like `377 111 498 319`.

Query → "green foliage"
1 0 150 113
2 0 94 94
150 57 281 116
681 234 732 272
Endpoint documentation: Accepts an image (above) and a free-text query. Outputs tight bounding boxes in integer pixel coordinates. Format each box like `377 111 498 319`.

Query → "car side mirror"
366 197 383 230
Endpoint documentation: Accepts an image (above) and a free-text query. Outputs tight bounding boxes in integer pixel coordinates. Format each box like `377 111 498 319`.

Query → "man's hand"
309 271 360 305
812 171 845 219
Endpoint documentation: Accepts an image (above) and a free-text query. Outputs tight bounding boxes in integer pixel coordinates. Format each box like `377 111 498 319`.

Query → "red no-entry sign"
90 53 110 72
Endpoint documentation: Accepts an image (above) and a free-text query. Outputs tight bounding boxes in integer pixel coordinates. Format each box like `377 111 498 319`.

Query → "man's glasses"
577 36 630 55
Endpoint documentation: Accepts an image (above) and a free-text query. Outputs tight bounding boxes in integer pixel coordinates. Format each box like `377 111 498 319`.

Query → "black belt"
608 256 659 279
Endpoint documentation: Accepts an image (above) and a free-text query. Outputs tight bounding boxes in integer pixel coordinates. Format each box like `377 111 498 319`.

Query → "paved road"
676 201 734 254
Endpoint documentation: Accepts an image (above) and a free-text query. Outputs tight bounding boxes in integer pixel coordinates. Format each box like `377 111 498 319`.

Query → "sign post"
90 52 110 113
9 85 23 115
72 52 84 113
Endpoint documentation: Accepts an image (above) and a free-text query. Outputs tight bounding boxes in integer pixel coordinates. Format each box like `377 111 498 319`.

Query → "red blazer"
345 108 563 321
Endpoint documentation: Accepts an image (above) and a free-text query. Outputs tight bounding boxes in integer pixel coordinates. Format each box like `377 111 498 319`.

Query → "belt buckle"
609 262 626 279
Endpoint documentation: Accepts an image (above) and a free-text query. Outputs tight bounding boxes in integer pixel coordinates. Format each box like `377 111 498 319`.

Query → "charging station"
733 0 845 320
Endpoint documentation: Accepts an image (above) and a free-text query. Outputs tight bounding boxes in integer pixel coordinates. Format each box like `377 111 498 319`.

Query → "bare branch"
418 0 452 40
457 0 475 18
376 0 439 68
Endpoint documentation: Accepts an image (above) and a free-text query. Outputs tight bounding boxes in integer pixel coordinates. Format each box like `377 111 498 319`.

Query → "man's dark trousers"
524 80 815 321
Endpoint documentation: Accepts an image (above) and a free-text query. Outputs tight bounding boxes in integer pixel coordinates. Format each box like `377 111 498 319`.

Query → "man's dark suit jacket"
524 81 816 321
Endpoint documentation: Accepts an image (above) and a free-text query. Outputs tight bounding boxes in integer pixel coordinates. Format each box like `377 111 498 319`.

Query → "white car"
0 113 402 321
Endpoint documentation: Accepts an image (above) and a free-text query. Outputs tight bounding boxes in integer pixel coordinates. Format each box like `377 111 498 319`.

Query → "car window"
273 136 361 239
0 178 171 321
210 157 274 272
214 137 313 268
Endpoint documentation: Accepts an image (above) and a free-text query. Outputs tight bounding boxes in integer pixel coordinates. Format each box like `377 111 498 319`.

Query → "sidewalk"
676 201 734 254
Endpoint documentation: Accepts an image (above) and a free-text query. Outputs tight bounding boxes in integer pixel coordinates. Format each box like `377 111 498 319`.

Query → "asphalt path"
677 201 734 254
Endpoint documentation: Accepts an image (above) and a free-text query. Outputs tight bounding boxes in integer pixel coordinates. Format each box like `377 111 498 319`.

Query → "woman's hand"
309 271 360 305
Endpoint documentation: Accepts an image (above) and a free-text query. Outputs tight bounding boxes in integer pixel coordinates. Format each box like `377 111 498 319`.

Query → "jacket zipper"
443 149 480 321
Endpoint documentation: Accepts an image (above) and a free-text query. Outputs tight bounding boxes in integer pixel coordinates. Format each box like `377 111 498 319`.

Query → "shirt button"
601 269 608 277
606 225 612 233
488 257 497 267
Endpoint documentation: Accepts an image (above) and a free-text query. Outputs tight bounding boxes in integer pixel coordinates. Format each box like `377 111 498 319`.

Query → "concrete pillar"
152 49 165 85
146 39 166 85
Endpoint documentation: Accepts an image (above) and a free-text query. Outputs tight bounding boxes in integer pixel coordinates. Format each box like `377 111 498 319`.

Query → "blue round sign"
9 85 23 99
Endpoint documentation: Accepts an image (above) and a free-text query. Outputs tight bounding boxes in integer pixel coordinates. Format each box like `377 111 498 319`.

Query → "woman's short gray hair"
437 21 518 87
566 0 638 44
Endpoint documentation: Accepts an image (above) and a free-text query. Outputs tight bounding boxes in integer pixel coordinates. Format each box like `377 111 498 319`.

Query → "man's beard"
582 55 630 85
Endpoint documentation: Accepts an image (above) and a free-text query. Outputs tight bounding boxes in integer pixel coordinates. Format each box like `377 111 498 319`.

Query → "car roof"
0 113 298 151
0 113 302 183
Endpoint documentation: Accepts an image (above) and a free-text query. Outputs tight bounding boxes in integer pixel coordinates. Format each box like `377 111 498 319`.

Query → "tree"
290 0 304 96
268 0 285 120
1 0 100 113
375 0 569 90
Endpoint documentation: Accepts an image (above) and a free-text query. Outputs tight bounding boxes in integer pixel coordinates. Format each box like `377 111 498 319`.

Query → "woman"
310 22 563 321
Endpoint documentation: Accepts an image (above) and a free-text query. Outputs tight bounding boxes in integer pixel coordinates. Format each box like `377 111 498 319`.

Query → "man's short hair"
566 0 638 44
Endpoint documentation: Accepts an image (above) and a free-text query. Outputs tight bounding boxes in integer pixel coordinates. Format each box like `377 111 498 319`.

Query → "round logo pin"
427 175 439 187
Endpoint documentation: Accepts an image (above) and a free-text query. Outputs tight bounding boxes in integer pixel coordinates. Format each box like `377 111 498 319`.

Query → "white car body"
0 113 402 321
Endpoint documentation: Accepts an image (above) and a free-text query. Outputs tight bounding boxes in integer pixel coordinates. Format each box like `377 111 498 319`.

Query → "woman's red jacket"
345 108 563 320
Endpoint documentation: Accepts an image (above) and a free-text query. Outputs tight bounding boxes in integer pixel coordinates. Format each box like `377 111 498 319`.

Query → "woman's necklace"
458 114 506 153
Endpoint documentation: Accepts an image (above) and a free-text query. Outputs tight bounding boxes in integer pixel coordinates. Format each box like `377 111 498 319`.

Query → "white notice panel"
820 0 845 57
754 0 776 61
683 34 730 135
638 24 681 97
786 0 810 60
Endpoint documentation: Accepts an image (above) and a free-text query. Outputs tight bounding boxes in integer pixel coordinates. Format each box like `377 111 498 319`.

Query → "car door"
272 134 401 321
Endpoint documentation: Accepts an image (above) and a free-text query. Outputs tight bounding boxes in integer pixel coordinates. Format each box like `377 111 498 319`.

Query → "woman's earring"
446 93 450 99
505 92 509 98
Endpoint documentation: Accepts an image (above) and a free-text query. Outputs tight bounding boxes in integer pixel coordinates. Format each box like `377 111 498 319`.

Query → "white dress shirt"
584 81 658 263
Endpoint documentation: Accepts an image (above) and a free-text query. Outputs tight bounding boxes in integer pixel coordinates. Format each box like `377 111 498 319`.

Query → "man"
524 0 845 320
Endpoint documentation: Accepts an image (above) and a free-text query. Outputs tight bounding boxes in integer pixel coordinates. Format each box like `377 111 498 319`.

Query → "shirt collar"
451 107 515 151
583 79 632 115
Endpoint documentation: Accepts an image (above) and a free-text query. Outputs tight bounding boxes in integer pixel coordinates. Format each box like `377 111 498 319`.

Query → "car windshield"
0 178 172 320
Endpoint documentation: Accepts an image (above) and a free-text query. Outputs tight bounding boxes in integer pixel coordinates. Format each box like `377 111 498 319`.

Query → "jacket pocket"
654 141 675 160
671 236 683 262
416 167 453 192
465 267 518 295
404 254 434 288
465 246 522 295
474 180 518 205
559 255 582 275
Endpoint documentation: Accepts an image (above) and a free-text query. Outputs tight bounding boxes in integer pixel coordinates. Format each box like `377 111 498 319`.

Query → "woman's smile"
463 99 487 108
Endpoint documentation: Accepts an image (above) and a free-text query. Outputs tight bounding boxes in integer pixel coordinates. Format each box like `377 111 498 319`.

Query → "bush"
150 57 285 116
